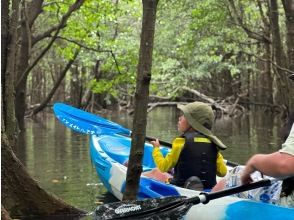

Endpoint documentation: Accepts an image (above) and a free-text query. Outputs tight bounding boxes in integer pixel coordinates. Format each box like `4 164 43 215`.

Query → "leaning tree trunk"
1 134 86 219
123 0 159 200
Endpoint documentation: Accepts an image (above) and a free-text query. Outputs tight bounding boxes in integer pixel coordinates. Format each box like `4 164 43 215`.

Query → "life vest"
171 131 217 189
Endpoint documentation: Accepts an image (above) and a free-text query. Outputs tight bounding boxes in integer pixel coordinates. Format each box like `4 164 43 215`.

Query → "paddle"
53 102 131 136
53 102 239 166
54 102 173 146
94 179 273 219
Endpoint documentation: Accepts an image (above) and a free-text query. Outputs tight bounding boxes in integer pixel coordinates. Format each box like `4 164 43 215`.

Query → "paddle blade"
53 103 131 136
94 179 274 220
94 196 190 220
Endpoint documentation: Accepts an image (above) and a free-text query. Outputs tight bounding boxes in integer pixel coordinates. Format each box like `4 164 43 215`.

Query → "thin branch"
32 24 65 45
32 2 64 45
16 0 85 91
243 51 294 75
56 36 122 74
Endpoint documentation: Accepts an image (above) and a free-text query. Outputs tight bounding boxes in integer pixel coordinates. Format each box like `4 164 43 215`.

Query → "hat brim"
177 104 227 150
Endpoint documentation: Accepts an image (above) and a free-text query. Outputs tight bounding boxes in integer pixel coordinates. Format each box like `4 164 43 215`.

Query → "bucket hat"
177 102 227 150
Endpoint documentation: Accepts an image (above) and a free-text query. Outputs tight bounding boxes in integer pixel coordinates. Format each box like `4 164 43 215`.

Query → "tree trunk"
81 60 102 109
123 0 159 200
282 0 294 111
15 0 43 130
282 0 294 72
70 66 81 107
1 0 9 81
2 0 19 144
269 0 289 107
53 64 66 102
219 53 233 98
263 42 273 104
30 67 44 105
1 134 86 219
256 3 273 105
256 43 273 104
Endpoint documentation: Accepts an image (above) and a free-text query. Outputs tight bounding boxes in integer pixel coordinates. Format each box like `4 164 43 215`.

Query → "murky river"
14 106 285 218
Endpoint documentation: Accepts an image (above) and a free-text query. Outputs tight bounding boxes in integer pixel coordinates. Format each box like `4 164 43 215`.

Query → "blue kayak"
90 134 294 220
53 103 294 219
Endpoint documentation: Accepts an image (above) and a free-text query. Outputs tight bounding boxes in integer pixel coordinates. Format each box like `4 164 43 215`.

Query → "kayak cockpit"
96 134 170 172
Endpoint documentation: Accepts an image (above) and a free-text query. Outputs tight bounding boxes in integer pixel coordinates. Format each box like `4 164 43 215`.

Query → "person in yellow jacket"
151 101 228 190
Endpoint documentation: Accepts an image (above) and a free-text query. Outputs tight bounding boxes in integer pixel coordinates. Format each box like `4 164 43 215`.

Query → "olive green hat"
177 102 227 150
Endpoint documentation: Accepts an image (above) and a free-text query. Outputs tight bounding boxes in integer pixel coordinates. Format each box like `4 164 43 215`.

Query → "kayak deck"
96 134 170 172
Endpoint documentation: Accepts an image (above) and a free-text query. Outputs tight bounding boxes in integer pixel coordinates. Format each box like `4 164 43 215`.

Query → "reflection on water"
213 109 284 164
15 106 285 216
15 115 112 216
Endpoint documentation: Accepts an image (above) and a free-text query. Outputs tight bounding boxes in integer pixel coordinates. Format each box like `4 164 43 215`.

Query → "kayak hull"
90 134 294 220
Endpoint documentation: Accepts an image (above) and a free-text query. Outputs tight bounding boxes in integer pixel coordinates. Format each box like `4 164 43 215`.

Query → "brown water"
14 106 285 218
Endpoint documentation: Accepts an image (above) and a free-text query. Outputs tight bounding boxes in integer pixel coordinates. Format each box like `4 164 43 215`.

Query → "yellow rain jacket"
152 137 227 177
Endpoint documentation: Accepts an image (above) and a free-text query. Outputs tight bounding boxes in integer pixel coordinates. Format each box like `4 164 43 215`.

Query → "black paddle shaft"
95 179 273 220
186 178 271 205
145 136 172 147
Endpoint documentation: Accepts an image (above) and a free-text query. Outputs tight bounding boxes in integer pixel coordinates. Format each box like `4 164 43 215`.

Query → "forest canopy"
18 0 293 118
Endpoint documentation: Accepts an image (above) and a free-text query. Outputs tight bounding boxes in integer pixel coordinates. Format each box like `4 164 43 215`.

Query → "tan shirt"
280 123 294 156
278 123 294 208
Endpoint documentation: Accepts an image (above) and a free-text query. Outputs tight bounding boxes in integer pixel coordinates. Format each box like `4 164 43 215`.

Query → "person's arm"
151 138 184 172
242 124 294 184
216 152 227 177
241 152 294 184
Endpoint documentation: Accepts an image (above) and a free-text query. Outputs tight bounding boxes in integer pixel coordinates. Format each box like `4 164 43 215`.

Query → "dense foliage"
24 0 293 110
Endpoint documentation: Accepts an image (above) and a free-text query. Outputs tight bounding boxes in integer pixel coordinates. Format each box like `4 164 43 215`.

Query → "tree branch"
228 0 270 43
56 36 122 74
16 0 85 91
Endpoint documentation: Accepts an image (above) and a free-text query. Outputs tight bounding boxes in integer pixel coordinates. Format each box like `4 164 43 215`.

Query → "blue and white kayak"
90 134 294 220
52 103 293 219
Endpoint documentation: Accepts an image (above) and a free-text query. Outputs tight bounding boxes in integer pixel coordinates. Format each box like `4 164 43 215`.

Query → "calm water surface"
15 106 285 218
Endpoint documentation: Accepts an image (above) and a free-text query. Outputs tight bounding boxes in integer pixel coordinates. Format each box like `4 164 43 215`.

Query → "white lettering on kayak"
114 204 141 214
60 118 95 134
